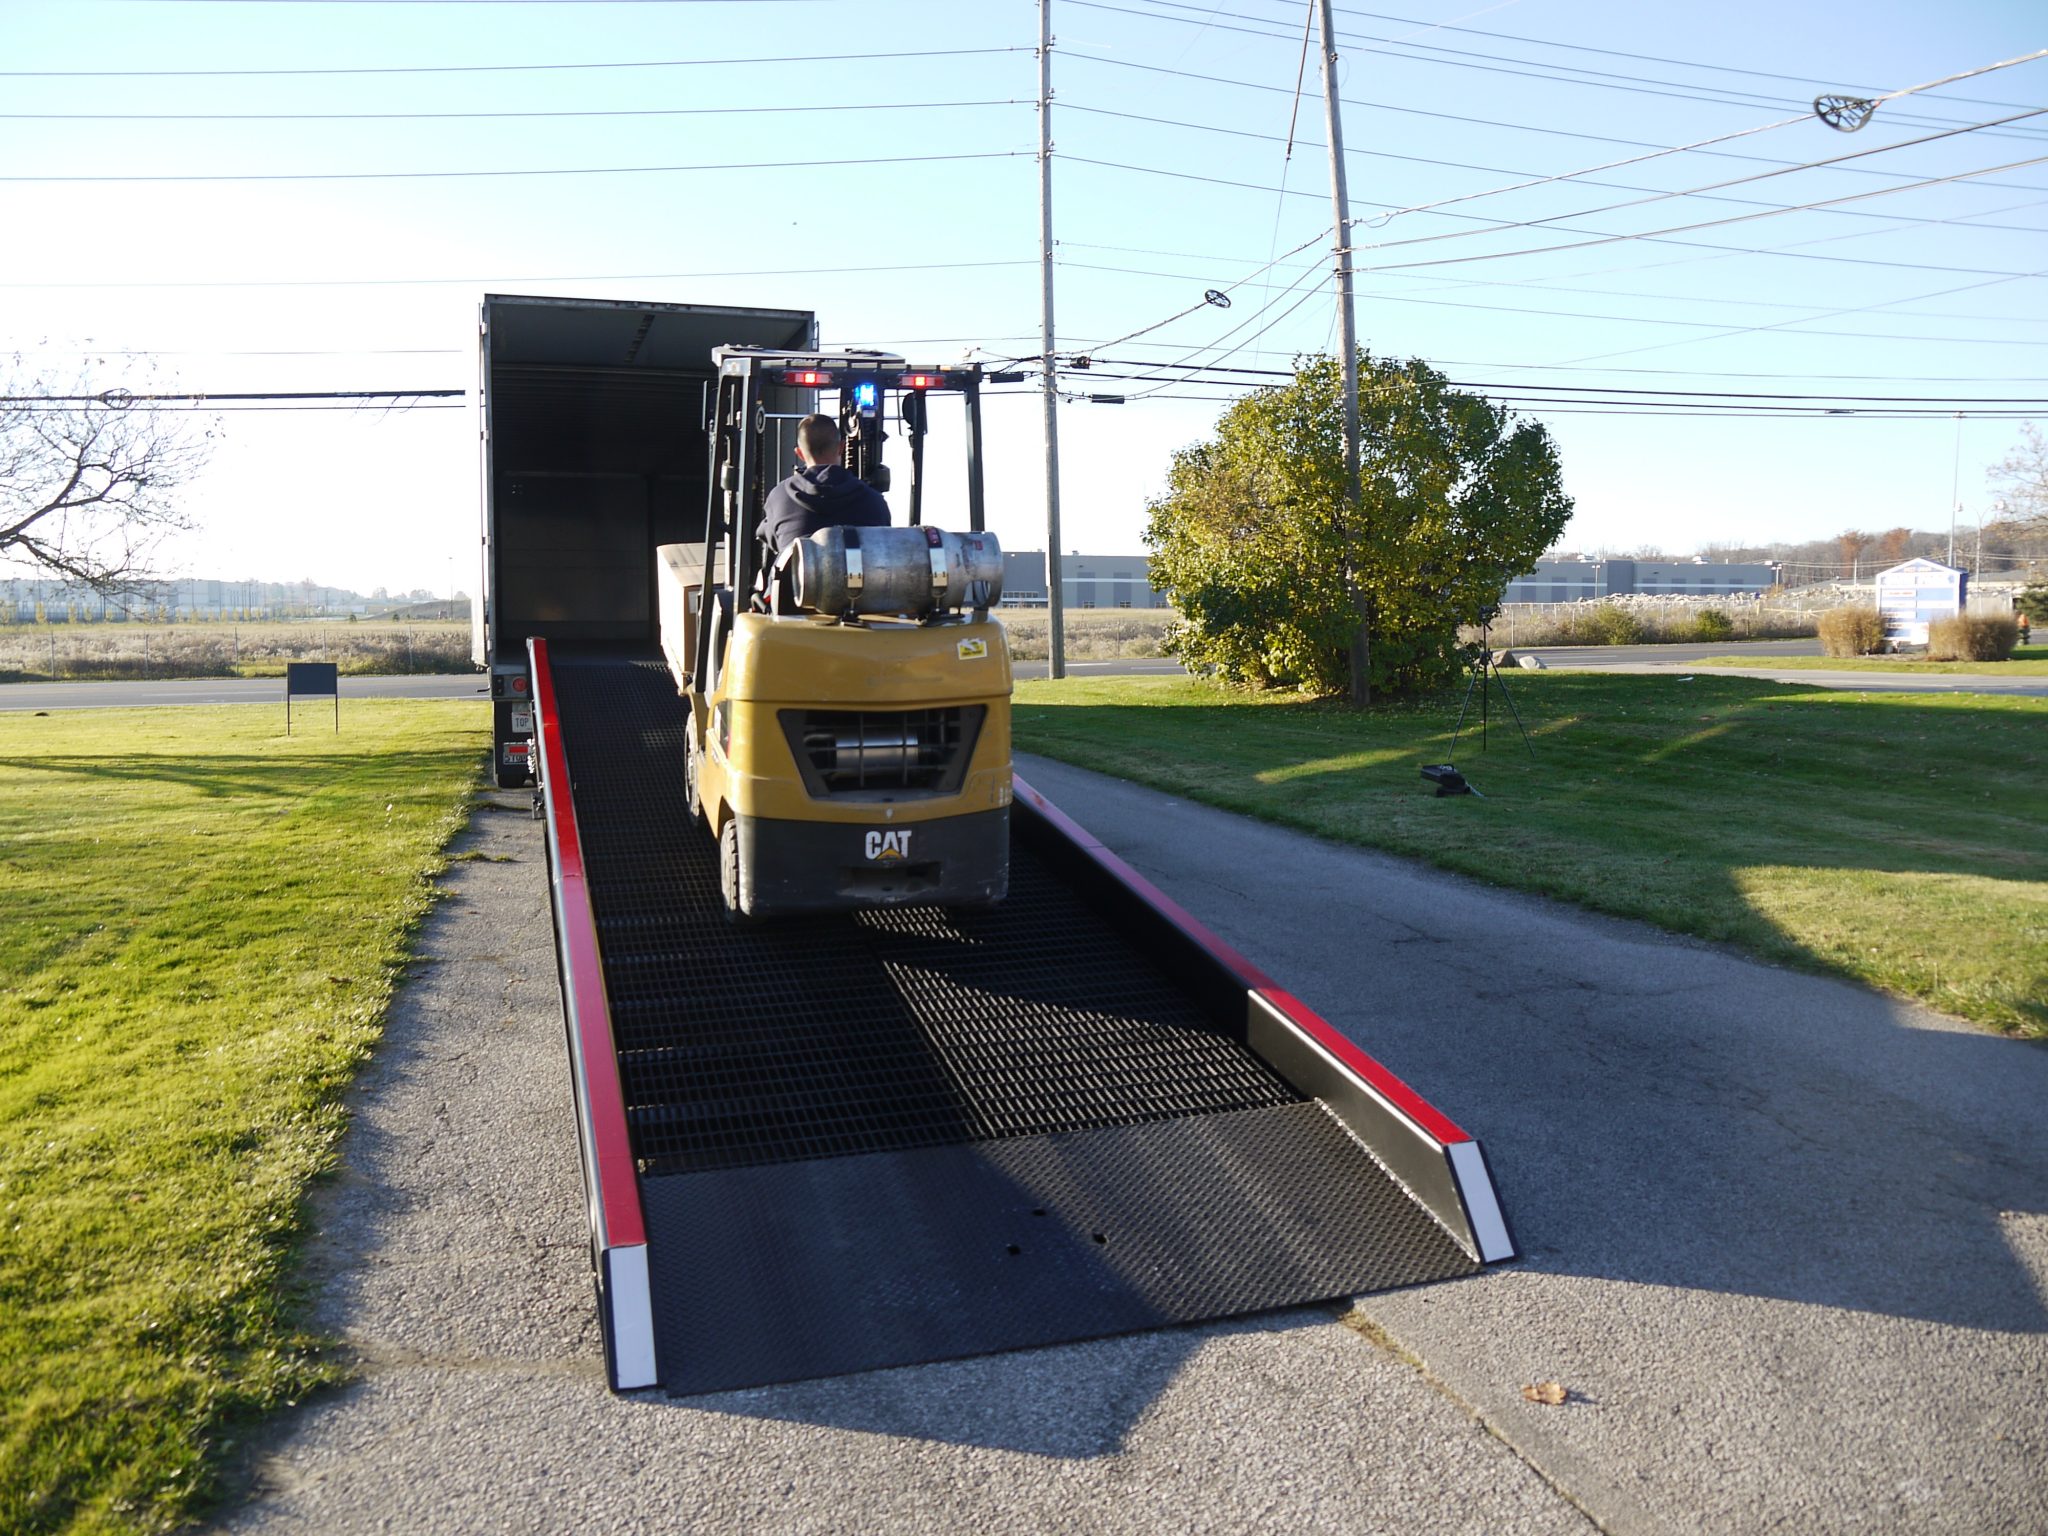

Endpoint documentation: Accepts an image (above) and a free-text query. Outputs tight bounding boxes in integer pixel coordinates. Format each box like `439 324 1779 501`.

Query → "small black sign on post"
285 662 340 735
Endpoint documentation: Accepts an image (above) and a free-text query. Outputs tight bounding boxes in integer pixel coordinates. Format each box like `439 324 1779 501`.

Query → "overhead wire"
1071 356 2048 403
1080 1 2048 142
1059 53 2048 196
1114 248 1337 395
1057 152 2048 282
1346 106 2048 254
0 149 1033 185
1057 101 2048 234
1062 240 2048 322
0 45 1033 78
0 99 1026 123
1058 258 2048 346
1556 264 2048 367
1353 151 2048 273
1296 0 2042 114
0 258 1038 290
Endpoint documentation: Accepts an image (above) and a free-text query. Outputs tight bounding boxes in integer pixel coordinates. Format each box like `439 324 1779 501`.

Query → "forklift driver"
762 413 890 552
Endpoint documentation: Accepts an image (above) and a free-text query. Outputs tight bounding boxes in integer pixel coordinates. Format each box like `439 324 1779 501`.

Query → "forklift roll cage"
692 347 989 693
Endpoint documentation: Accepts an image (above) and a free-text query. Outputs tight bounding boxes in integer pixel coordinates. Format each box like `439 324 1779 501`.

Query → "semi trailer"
472 293 816 787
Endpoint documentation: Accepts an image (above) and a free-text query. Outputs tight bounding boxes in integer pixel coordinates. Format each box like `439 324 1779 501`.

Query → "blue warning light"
854 382 878 412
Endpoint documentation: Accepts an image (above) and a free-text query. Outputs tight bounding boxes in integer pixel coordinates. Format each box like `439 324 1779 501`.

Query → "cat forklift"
657 348 1013 920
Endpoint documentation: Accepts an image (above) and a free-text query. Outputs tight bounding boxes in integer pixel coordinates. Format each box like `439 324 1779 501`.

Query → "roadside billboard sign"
1874 559 1966 646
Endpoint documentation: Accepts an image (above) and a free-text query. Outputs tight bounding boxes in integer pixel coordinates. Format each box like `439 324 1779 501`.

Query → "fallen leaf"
1522 1381 1569 1406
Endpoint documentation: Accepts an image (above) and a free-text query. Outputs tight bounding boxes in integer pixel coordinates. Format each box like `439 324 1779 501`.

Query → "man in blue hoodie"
762 414 891 552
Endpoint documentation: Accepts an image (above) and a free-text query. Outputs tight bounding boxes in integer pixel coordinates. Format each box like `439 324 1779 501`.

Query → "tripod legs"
1449 653 1536 760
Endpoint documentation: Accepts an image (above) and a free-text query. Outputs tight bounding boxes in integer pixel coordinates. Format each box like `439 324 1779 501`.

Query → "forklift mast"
694 349 990 692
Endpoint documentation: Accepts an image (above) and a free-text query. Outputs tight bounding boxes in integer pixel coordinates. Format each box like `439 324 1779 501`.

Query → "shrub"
1926 613 2019 661
1694 608 1735 641
1818 604 1886 656
1585 602 1645 645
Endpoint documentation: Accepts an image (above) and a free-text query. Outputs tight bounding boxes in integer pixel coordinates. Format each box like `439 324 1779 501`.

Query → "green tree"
1145 354 1572 699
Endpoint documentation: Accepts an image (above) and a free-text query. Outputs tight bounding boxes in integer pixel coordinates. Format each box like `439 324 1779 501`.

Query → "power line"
1298 0 2042 114
0 99 1025 123
0 149 1031 185
1060 386 2046 419
1061 52 2048 197
1066 242 2048 322
1354 151 2048 273
1073 0 2048 141
1056 100 2048 234
1423 357 2048 384
7 402 466 413
1348 106 2048 246
4 389 463 402
1061 256 2048 346
0 258 1037 291
0 45 1031 78
1077 358 2048 404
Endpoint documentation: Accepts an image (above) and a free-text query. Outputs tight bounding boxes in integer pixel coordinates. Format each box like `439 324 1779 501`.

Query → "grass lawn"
0 702 485 1534
1702 644 2048 675
1012 673 2047 1038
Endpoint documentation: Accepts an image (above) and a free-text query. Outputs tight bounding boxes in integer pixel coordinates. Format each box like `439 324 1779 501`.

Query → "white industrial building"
1503 557 1779 603
1000 552 1170 610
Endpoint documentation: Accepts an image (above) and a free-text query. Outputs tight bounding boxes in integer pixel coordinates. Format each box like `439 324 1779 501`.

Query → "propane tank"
790 526 1005 617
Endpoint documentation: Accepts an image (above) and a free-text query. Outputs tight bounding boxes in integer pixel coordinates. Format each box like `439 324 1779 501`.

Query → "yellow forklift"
657 348 1013 920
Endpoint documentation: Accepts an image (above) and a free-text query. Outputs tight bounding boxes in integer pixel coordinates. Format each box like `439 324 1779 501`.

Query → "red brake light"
902 372 947 389
782 369 834 387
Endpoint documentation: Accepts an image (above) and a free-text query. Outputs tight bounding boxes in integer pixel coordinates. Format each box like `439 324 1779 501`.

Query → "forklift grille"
781 705 982 797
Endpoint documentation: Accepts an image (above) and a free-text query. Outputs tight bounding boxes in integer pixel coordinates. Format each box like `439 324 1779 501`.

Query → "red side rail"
529 639 656 1387
1011 771 1514 1264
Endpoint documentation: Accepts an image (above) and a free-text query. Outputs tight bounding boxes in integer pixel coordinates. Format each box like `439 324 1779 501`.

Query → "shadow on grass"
1014 673 2046 1027
10 752 447 801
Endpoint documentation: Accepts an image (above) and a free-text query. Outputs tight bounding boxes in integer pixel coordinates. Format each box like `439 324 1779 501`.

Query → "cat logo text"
865 829 914 863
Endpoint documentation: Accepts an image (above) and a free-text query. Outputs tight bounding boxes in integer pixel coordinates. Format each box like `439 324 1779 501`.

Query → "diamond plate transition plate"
641 1101 1479 1395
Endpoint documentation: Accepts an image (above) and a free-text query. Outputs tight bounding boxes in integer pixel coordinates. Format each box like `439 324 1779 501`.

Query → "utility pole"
1316 0 1368 707
1039 0 1067 678
1948 410 1962 567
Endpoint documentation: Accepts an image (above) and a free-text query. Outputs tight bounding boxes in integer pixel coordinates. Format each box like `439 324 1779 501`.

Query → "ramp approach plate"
540 648 1501 1394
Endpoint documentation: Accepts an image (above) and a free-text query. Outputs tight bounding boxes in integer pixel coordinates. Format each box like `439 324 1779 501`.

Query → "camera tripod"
1451 622 1535 761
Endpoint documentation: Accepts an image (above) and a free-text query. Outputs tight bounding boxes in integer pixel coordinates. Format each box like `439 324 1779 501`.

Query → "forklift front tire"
685 734 706 832
718 817 758 926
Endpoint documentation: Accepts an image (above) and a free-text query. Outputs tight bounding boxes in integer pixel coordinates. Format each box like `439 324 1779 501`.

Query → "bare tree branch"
1 354 212 593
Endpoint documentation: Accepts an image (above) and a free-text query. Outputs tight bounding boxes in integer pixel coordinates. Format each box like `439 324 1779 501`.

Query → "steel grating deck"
548 646 1478 1393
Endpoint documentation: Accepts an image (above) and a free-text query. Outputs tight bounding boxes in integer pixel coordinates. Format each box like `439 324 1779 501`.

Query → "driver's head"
795 414 843 468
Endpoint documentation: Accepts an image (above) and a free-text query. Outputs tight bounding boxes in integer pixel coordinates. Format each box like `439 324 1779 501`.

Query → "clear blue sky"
5 0 2044 594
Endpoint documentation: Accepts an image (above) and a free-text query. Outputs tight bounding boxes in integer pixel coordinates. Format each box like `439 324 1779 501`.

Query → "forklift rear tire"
718 817 757 925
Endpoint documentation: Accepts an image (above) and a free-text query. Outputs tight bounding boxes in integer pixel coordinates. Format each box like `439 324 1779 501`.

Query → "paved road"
9 646 2039 706
1514 639 2048 697
0 674 486 711
1516 638 1823 668
0 666 1179 708
220 758 2048 1535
